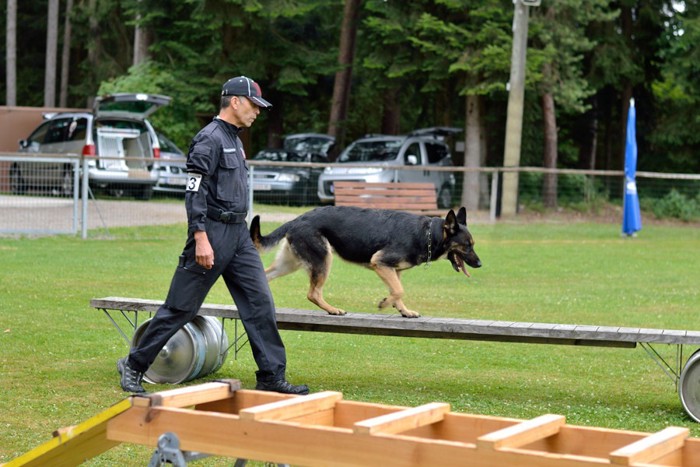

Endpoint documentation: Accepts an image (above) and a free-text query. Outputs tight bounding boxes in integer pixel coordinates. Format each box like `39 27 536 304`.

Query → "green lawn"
1 214 700 465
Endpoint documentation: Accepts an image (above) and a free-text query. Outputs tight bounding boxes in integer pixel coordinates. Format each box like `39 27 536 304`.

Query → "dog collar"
424 218 435 267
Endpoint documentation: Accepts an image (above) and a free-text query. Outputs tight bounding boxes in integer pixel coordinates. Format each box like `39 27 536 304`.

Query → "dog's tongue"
456 256 471 277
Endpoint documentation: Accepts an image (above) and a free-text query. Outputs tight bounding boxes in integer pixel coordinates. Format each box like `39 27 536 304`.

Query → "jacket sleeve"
185 132 220 234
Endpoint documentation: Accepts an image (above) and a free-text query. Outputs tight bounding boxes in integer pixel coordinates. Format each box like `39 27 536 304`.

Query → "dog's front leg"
372 266 420 318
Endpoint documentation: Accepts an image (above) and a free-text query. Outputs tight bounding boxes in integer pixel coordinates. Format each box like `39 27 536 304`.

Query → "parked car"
251 133 335 205
153 132 187 194
12 93 171 200
317 127 460 208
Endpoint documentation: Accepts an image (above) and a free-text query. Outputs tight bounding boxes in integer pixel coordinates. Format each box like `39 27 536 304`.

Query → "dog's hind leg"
264 238 302 281
372 267 420 318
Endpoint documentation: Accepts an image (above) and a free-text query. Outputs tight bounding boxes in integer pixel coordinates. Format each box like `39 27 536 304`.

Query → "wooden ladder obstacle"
6 380 700 466
91 297 700 423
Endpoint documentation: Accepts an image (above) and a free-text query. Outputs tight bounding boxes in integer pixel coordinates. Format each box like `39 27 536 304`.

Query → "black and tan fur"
250 205 481 318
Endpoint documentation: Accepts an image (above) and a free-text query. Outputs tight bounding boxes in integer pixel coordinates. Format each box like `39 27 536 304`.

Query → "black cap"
221 76 272 108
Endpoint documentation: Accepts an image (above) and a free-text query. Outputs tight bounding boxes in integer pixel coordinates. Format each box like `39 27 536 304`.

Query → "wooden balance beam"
90 297 700 424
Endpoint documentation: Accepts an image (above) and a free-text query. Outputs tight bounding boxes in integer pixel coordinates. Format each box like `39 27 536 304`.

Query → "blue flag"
622 98 642 236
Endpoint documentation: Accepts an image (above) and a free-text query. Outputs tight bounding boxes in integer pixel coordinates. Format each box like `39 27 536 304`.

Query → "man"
117 76 309 395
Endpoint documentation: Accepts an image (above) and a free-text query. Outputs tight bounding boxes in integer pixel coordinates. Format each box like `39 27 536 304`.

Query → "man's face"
231 96 260 128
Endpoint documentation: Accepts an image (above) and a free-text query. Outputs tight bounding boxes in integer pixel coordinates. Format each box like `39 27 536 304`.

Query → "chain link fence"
1 153 699 237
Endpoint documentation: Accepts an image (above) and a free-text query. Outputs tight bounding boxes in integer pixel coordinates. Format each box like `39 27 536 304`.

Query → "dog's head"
442 207 482 276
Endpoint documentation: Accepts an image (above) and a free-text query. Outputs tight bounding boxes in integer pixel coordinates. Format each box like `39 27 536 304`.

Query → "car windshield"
338 140 402 162
284 136 333 154
253 150 306 162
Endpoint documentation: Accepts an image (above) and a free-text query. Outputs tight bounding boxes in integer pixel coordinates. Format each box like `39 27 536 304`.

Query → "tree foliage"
1 0 698 175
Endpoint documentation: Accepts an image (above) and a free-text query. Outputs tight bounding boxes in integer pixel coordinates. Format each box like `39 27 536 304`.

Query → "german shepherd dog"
249 206 482 318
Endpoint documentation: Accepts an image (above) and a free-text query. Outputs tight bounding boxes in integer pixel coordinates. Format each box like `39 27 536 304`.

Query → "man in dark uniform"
117 76 309 395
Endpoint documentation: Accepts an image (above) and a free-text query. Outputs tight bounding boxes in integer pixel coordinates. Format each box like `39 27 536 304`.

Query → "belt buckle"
220 211 232 223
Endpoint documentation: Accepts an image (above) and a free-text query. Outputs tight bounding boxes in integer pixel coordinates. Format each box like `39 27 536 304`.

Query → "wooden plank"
90 298 700 346
239 391 343 421
131 380 240 408
609 426 689 465
476 414 566 450
334 181 438 212
353 402 450 435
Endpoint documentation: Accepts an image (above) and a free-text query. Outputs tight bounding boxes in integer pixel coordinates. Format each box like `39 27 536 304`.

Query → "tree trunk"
86 0 101 107
5 0 17 106
462 94 482 211
542 88 558 209
60 0 74 107
133 1 151 66
576 97 598 170
328 0 362 156
380 86 400 135
44 0 60 107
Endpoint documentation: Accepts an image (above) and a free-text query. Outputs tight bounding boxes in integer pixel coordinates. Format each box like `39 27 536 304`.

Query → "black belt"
207 208 247 224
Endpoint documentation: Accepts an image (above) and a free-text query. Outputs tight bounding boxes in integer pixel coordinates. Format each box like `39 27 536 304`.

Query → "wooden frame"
7 380 700 466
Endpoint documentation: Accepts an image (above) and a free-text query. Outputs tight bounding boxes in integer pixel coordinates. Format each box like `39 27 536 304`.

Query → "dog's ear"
457 207 467 225
444 209 458 234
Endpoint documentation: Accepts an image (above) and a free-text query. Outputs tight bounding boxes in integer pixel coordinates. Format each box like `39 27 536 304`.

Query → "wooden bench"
333 181 443 214
91 297 700 422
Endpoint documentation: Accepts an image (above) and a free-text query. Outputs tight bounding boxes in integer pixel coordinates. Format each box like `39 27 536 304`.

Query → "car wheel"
135 184 154 201
438 184 452 209
107 186 125 198
10 164 26 195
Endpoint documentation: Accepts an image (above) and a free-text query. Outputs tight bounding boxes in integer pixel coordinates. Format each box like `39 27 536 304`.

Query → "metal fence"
1 153 699 238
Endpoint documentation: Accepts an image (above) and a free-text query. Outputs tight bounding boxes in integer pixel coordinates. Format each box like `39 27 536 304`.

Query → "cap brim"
249 96 272 108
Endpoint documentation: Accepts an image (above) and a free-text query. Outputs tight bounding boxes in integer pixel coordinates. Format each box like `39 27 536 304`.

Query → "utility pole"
501 0 539 216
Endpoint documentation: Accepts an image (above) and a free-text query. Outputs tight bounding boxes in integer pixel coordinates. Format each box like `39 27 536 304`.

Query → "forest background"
2 0 700 207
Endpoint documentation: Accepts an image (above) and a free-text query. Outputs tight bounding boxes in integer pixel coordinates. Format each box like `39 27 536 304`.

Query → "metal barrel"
193 316 229 379
131 316 229 384
680 349 700 423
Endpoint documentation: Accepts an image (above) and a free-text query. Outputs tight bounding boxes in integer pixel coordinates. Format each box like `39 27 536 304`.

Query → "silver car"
317 127 459 208
13 93 171 200
153 132 187 194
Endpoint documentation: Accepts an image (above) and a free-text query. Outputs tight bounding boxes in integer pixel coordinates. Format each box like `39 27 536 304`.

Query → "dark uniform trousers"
128 219 287 383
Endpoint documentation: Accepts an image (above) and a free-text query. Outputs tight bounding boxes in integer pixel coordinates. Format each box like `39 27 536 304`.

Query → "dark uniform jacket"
185 117 249 234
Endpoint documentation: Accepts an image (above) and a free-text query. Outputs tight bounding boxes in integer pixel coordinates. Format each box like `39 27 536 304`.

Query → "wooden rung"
477 414 565 450
353 402 450 435
131 380 241 408
239 391 343 421
609 426 689 465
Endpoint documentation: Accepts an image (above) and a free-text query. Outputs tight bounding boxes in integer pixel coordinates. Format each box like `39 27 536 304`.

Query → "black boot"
255 379 309 395
117 357 146 393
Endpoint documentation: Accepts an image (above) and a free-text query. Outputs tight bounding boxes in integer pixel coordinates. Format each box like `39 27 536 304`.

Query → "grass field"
1 211 700 465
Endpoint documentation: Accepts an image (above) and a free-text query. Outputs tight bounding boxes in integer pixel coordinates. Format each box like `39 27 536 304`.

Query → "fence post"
72 158 79 234
489 170 499 222
81 156 89 239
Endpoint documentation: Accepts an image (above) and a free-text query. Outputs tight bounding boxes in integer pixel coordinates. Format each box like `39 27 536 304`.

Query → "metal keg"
680 349 700 423
131 316 229 384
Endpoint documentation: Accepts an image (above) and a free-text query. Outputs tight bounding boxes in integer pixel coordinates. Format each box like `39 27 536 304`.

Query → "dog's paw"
399 309 421 318
326 308 347 316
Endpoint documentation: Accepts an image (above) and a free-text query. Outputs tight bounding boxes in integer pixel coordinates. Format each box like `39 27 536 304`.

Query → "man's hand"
194 231 214 269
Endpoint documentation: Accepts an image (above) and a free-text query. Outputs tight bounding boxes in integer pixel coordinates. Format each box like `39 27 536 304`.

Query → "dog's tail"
249 215 288 252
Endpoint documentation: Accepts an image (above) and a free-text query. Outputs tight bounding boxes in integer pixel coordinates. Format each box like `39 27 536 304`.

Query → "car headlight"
278 173 301 182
